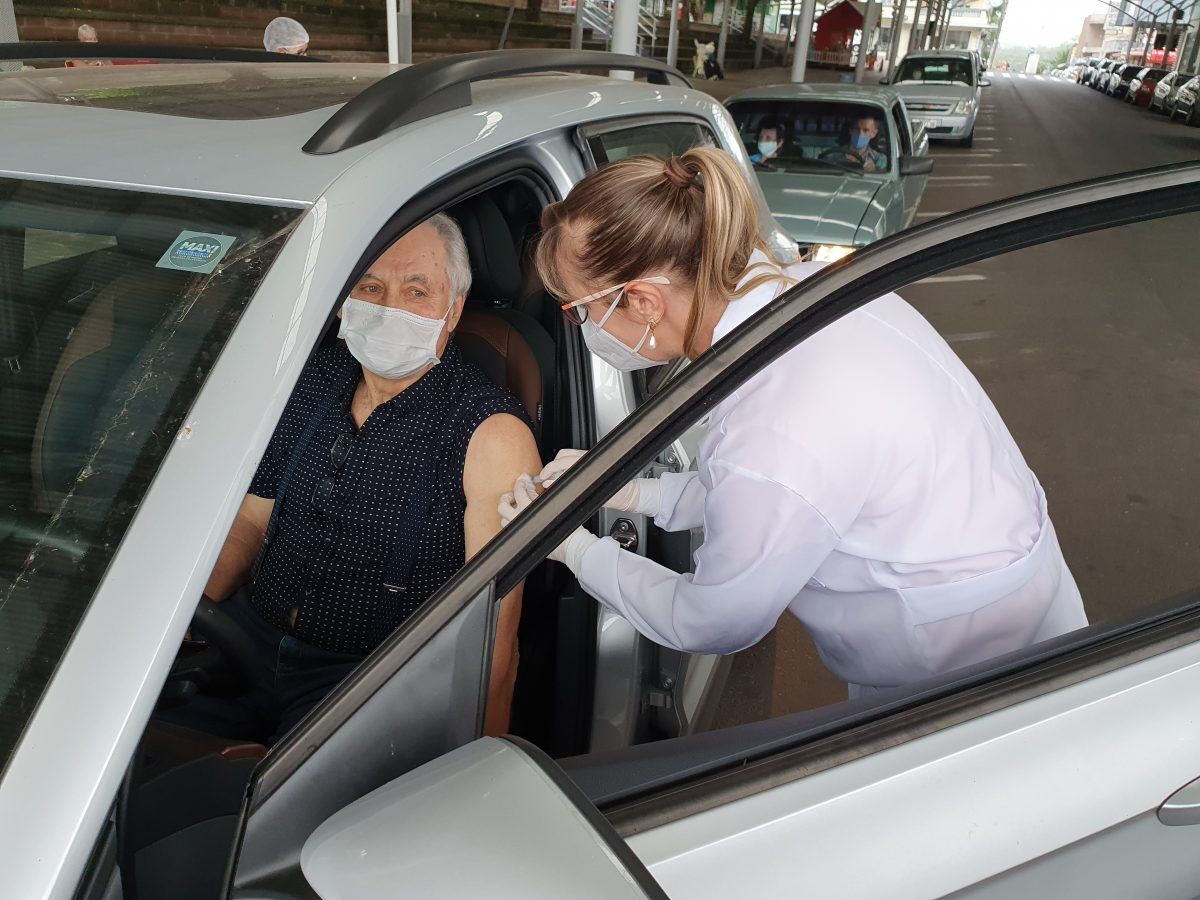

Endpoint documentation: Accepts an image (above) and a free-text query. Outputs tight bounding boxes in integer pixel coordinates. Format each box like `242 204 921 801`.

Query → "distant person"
263 16 309 55
67 23 105 68
748 122 782 164
704 45 725 80
843 114 886 172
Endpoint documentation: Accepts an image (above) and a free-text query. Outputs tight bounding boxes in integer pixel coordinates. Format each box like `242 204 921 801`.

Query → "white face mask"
582 292 665 372
338 297 452 380
758 140 779 157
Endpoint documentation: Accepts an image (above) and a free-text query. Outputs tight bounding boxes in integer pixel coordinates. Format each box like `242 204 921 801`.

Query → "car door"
891 99 927 229
225 161 1200 899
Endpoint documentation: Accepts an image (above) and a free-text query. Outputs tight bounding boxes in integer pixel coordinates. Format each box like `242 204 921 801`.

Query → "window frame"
574 114 721 170
237 160 1200 888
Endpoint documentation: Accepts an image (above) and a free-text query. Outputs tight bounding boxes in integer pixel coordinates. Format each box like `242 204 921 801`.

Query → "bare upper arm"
463 413 541 558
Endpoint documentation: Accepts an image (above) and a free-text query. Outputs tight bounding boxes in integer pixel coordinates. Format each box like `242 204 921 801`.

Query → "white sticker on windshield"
155 230 237 275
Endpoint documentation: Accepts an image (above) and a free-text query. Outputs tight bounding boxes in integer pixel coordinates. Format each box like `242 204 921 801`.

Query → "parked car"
1148 69 1192 112
1093 59 1119 91
1127 66 1171 105
1107 62 1141 99
724 83 933 258
1170 74 1200 125
4 43 1200 900
880 49 989 147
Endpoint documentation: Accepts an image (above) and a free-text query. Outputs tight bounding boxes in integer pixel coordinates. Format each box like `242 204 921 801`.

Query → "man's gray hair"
427 212 473 301
77 24 98 41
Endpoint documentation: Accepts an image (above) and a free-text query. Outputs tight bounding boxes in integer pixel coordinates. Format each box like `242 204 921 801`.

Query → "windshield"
727 99 892 174
0 178 302 766
894 56 974 86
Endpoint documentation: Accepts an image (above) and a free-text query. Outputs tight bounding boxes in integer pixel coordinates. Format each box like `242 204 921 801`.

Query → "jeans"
156 588 364 746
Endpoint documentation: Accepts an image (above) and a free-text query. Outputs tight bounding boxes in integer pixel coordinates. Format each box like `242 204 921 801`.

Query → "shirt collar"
710 250 788 346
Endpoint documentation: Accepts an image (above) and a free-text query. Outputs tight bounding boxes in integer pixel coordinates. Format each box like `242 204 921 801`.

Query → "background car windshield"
0 178 301 767
727 99 892 173
895 57 974 86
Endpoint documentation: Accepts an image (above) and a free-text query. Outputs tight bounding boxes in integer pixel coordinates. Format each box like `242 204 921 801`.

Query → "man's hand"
464 412 542 736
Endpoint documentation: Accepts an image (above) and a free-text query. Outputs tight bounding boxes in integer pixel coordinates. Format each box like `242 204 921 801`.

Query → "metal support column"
856 0 878 81
754 0 766 68
790 0 817 81
611 0 639 78
397 0 413 63
887 0 908 76
1141 19 1156 63
908 0 924 52
988 0 1007 69
717 0 732 67
572 0 586 50
667 0 681 67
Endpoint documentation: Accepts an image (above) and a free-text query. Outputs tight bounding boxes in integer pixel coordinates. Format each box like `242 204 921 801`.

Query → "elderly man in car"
172 214 539 745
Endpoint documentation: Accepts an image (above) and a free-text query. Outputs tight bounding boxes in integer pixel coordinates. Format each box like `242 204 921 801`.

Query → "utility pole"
855 0 878 81
791 0 817 81
666 0 681 67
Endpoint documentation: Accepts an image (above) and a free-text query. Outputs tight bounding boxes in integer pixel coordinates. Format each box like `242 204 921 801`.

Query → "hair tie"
663 157 702 191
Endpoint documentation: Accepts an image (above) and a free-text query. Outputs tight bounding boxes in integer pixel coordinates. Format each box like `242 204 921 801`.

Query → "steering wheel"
187 596 260 685
818 148 865 167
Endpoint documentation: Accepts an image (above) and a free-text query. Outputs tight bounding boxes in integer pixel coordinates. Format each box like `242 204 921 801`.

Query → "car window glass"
894 56 975 86
23 228 117 269
0 177 301 767
584 120 716 166
726 99 893 174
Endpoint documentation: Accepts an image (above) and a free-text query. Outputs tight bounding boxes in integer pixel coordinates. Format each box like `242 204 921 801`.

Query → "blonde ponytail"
536 146 790 358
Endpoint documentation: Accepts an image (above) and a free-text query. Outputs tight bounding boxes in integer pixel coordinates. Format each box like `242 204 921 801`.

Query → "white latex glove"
535 449 661 517
498 475 598 576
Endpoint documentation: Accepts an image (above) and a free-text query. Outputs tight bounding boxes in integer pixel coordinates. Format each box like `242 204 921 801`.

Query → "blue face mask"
851 132 872 150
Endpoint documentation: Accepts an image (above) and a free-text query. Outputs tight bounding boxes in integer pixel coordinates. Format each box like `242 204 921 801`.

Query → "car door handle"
1158 775 1200 826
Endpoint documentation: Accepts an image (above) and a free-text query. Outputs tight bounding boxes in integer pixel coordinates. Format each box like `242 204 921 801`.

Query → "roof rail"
0 42 325 64
301 49 692 156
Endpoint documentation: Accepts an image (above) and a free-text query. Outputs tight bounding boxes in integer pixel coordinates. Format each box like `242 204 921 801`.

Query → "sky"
999 0 1109 47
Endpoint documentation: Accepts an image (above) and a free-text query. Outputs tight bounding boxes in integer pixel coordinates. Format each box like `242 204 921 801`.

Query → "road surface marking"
1002 72 1012 78
921 274 987 284
976 137 997 141
1018 73 1027 79
944 330 998 342
1035 75 1044 80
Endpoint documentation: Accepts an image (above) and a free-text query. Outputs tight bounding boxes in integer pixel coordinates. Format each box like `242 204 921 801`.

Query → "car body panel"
1171 76 1200 122
627 637 1200 898
751 170 885 246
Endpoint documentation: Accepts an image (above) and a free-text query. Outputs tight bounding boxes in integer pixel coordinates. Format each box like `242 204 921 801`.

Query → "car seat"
451 194 554 450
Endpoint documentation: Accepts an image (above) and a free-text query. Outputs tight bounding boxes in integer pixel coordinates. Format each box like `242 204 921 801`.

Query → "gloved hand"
535 449 661 517
498 475 598 576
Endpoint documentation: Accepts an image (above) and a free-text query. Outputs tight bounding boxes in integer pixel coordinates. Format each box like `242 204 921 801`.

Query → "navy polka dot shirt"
248 341 527 656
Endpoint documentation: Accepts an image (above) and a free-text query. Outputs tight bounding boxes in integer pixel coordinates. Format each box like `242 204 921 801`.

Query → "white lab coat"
578 254 1088 691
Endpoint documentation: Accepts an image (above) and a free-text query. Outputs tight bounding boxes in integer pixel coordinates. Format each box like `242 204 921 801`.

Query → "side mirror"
980 78 992 87
899 155 934 176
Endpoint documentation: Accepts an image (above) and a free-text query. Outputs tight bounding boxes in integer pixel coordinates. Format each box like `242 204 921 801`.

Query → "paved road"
713 72 1200 725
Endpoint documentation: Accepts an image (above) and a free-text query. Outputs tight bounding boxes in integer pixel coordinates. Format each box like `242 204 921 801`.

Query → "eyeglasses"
560 276 671 326
312 433 352 513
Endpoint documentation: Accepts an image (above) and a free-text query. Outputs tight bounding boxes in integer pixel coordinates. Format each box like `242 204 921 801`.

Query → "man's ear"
446 294 466 332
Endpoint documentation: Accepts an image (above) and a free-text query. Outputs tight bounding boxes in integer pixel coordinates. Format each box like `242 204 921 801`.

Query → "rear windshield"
727 99 892 174
0 178 302 767
894 56 974 86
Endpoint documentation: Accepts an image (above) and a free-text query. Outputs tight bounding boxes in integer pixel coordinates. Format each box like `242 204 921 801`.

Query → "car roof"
0 63 702 205
723 81 898 107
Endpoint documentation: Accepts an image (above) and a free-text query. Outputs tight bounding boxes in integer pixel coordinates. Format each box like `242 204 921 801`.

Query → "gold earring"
648 317 659 350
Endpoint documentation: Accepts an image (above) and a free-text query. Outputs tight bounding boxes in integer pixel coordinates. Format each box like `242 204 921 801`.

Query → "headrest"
453 196 522 307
